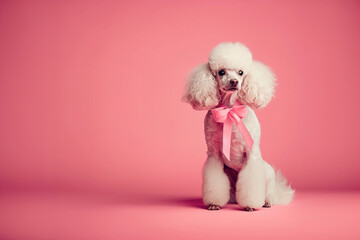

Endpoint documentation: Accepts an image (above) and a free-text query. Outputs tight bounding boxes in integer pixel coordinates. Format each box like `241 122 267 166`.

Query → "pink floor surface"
0 191 359 240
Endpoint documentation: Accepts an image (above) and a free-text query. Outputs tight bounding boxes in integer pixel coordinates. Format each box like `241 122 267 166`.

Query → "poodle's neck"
219 91 238 108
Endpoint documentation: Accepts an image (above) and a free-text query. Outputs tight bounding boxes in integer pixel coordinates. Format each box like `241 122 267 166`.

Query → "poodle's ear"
238 60 276 110
182 63 219 110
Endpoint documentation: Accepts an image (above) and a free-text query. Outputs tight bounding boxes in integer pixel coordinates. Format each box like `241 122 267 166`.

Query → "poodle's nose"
230 79 238 86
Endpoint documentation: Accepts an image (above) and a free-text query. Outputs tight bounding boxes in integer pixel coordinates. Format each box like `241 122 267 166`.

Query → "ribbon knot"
211 101 254 160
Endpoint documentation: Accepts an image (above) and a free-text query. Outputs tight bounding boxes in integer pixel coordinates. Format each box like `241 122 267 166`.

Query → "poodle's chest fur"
204 106 260 171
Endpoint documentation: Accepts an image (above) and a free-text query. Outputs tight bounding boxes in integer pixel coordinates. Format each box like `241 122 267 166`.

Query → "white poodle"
183 42 294 211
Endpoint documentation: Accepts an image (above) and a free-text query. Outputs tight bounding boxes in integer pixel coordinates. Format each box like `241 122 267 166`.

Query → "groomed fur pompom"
182 63 219 110
209 42 252 74
238 61 276 109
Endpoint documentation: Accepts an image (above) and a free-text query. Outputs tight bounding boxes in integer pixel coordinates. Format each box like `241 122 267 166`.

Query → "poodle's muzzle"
215 69 244 92
228 79 239 91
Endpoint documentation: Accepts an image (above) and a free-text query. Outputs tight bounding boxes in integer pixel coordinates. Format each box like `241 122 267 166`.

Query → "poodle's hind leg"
236 152 266 210
202 155 230 210
263 161 276 208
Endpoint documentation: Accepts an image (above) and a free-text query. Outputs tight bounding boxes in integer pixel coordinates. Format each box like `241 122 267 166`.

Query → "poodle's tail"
272 170 295 205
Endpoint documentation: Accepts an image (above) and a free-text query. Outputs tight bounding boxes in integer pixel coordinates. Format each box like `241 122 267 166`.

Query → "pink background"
1 0 359 193
0 1 360 239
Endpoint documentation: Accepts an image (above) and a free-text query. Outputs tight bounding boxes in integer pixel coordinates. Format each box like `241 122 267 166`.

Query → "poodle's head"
183 42 276 110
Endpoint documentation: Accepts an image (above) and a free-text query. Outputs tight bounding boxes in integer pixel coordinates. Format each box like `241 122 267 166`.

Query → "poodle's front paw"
262 201 271 208
243 207 255 212
236 194 265 210
208 204 221 210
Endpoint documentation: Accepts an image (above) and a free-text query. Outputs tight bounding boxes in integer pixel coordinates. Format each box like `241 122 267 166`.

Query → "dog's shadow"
112 193 244 210
145 197 240 210
144 197 253 211
160 197 205 209
111 193 206 209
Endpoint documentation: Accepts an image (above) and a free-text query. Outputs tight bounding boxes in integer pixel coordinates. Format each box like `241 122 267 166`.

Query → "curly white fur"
183 42 294 211
183 63 219 110
239 61 277 109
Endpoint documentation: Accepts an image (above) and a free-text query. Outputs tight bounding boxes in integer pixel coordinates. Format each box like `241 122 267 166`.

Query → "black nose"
230 79 238 86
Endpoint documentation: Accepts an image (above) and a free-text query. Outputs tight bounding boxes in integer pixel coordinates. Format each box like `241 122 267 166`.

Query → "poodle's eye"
218 69 225 76
238 70 243 76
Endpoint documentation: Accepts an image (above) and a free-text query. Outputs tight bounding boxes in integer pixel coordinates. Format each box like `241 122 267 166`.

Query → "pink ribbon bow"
211 102 253 160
